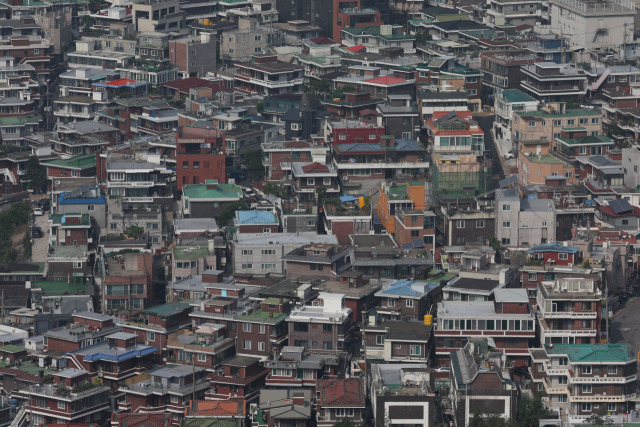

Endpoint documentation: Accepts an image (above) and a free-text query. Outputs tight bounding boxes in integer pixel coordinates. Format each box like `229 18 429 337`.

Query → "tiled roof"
365 76 406 86
301 162 330 174
528 243 578 254
319 378 365 407
143 301 193 318
598 205 640 218
186 400 245 417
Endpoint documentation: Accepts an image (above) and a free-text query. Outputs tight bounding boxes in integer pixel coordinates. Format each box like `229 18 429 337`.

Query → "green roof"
528 154 563 164
0 345 26 353
144 301 193 318
116 97 170 108
183 180 242 200
519 109 601 118
0 115 41 126
342 25 415 40
546 343 634 363
43 154 96 170
500 89 537 104
173 246 211 260
556 135 614 145
32 280 89 296
49 213 91 226
436 14 469 21
561 126 587 132
234 308 288 325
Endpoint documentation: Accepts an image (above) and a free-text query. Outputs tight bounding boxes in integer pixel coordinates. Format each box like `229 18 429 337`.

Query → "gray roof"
259 389 312 419
493 288 529 303
73 311 113 321
60 121 117 134
235 232 338 245
56 368 88 378
150 364 206 378
108 332 138 340
174 218 219 234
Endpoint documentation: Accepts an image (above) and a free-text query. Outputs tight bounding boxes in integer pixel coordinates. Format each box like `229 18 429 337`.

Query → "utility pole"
605 277 609 343
622 22 628 63
191 351 196 403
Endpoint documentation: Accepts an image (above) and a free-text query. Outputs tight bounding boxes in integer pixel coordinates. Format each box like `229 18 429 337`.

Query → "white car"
33 207 44 216
504 151 515 160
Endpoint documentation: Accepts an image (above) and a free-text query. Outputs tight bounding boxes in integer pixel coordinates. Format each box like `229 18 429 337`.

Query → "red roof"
302 162 330 174
185 400 245 417
598 205 640 218
359 108 379 116
365 76 405 85
346 45 366 53
319 378 365 407
106 78 136 87
163 78 231 93
432 110 473 120
310 36 337 45
111 413 172 427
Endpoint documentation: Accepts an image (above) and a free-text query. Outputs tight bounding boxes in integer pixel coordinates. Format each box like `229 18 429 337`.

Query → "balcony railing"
570 375 637 384
540 311 598 318
569 393 636 402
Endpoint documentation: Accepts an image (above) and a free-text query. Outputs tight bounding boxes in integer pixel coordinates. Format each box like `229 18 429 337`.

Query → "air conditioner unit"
567 263 573 267
145 340 149 345
343 176 349 182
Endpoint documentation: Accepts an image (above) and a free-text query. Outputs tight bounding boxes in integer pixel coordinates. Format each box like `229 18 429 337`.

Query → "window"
592 118 600 124
558 395 567 403
554 120 562 126
528 121 536 127
263 228 271 233
255 35 262 41
558 253 568 260
456 220 466 229
339 133 346 140
529 273 538 281
502 204 511 211
242 340 251 350
323 178 331 186
502 238 510 245
541 221 547 227
146 332 155 341
323 324 333 332
258 341 266 351
170 395 179 403
410 345 421 356
87 205 95 211
502 221 511 228
402 132 411 139
376 335 385 345
607 366 617 374
73 261 82 268
273 368 292 376
467 89 477 95
582 384 592 393
198 353 207 362
57 401 66 409
242 249 253 255
262 249 275 255
307 178 315 186
262 263 276 269
558 357 568 366
193 161 199 169
241 263 253 269
581 403 592 412
182 161 188 169
582 365 592 374
369 133 376 140
291 123 301 131
607 403 616 411
567 119 575 125
387 298 395 307
243 323 251 332
476 220 485 228
406 299 414 307
336 408 354 417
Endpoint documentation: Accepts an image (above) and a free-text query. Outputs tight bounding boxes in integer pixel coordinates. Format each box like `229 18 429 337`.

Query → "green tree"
415 31 432 45
242 150 263 177
256 101 264 114
304 79 331 98
125 225 145 239
24 156 47 194
333 419 358 427
218 199 248 226
517 394 550 427
585 408 614 425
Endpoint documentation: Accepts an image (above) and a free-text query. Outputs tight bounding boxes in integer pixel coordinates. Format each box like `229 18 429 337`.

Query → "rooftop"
545 343 634 363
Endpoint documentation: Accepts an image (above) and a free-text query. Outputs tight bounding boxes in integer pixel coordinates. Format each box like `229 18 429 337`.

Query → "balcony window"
198 353 206 362
410 345 421 356
582 365 592 374
607 366 617 375
376 335 384 345
307 178 315 186
582 384 592 393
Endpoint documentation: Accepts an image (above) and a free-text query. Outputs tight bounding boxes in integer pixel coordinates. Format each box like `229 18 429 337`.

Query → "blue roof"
340 195 357 203
236 210 277 225
528 243 578 254
58 187 106 205
70 340 158 362
379 280 438 297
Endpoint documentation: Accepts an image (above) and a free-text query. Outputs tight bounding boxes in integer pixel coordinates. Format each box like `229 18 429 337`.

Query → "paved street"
30 211 49 263
610 298 640 357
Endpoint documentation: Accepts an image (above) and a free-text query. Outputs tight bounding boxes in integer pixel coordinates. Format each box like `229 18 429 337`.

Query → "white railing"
571 375 637 384
541 311 597 318
569 393 636 402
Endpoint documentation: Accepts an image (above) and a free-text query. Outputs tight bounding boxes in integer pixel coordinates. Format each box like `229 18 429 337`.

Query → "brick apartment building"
176 126 226 191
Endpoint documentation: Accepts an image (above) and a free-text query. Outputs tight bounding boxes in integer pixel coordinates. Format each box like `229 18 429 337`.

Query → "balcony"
123 378 210 396
235 73 304 89
570 375 637 384
332 158 430 170
540 310 597 319
569 393 636 402
540 328 597 337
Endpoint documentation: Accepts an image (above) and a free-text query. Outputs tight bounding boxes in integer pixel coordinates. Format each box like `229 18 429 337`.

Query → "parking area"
610 297 640 356
30 205 50 263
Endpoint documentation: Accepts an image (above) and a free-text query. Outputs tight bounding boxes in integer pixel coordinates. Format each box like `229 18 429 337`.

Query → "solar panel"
499 175 518 189
609 198 633 215
438 110 458 122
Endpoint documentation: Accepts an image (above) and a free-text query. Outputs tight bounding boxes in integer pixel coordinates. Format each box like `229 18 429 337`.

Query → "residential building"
432 152 491 207
435 288 536 365
263 345 339 390
176 126 226 192
101 253 155 312
166 325 235 368
376 94 420 140
290 161 339 202
233 210 279 234
262 139 329 182
341 25 415 54
533 343 636 418
317 378 366 427
253 389 312 427
234 54 304 96
66 332 156 391
418 91 468 121
493 88 538 154
43 312 121 353
321 198 372 245
282 243 351 279
527 243 579 267
190 296 291 358
426 110 484 155
16 369 110 425
495 188 557 247
48 213 92 247
549 0 634 50
536 277 602 345
362 319 433 363
369 363 436 427
374 279 439 322
220 18 283 63
486 0 544 27
334 67 415 100
120 301 193 358
480 51 541 94
287 292 353 353
131 0 186 33
326 118 386 146
168 35 216 78
181 180 242 220
516 141 576 187
119 365 209 417
512 106 602 146
376 180 426 235
449 344 517 427
520 62 587 103
596 198 640 230
171 245 217 283
441 207 495 247
205 355 268 405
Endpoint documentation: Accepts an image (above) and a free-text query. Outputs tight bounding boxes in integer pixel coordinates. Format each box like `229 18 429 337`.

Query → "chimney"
206 180 218 190
202 270 223 283
292 393 305 406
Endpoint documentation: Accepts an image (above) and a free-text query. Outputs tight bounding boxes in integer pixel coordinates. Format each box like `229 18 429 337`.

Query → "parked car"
504 150 515 160
32 227 43 238
33 207 44 216
38 199 50 211
229 170 247 181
